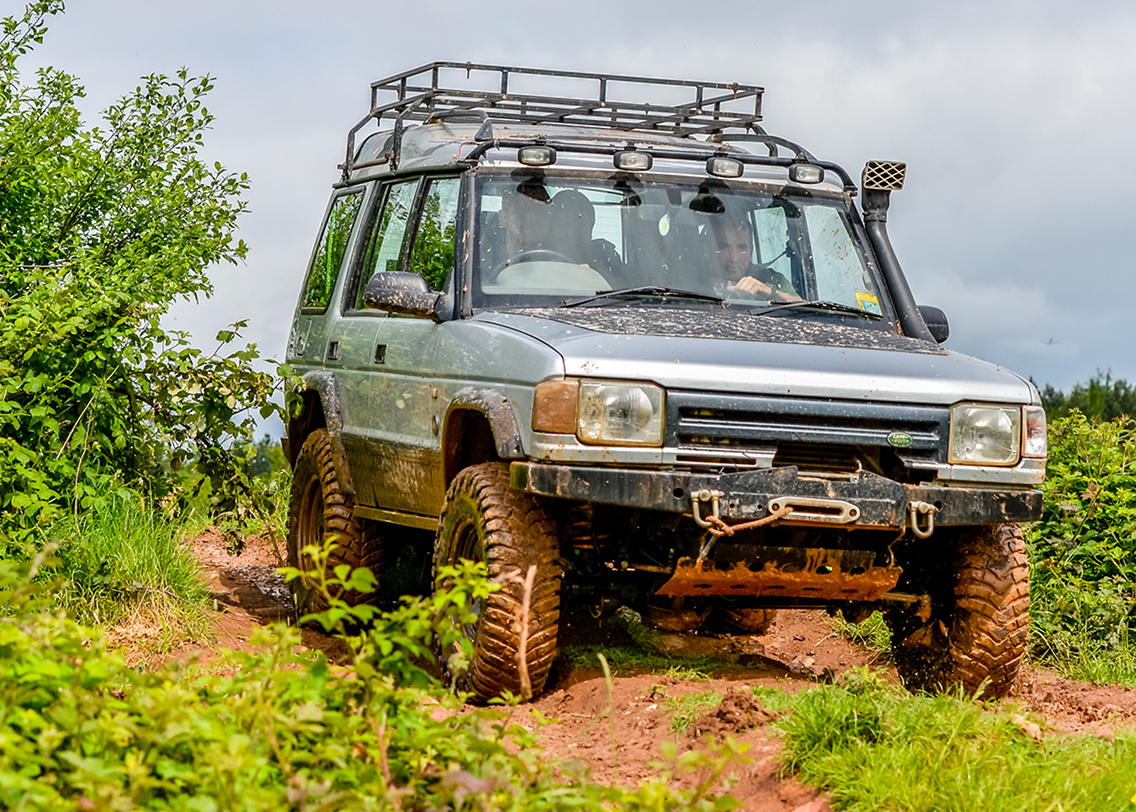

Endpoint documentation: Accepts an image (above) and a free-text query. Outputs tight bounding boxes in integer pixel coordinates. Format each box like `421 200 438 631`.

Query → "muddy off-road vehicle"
284 63 1044 702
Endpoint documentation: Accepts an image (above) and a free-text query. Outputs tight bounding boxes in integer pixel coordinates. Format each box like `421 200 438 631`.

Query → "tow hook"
691 489 724 529
908 501 939 539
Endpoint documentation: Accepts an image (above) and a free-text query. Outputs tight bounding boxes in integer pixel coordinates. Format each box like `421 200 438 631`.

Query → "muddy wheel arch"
286 372 356 498
442 386 526 487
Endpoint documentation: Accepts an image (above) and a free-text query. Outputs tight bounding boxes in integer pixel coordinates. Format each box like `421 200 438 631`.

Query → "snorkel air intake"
860 161 936 343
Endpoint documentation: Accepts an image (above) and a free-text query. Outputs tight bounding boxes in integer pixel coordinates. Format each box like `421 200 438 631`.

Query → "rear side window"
301 190 364 310
352 179 419 309
408 177 461 291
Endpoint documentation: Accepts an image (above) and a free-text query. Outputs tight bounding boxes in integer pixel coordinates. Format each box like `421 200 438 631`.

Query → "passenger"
712 217 801 302
550 189 623 279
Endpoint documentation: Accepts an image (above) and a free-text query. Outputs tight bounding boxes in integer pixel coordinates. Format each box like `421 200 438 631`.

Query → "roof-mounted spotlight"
706 156 744 179
614 150 652 171
788 163 825 184
518 146 556 166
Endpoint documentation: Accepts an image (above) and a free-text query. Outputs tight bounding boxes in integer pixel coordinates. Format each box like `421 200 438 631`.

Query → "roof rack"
343 62 764 173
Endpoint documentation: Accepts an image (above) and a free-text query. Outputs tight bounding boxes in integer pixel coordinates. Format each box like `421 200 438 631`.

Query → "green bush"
1027 411 1136 681
0 2 293 544
0 541 747 810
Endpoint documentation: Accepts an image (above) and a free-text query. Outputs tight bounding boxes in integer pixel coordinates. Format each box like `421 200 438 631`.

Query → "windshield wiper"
748 299 882 319
563 286 725 308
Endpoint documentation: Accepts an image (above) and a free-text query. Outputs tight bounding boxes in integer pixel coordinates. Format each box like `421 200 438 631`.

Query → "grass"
664 690 724 732
771 668 1136 811
47 490 213 654
826 609 892 659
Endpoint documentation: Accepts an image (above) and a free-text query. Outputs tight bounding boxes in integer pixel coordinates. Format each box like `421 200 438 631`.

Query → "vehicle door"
368 175 463 517
332 178 420 507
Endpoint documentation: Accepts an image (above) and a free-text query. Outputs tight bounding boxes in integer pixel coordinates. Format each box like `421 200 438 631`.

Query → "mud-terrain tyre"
718 607 777 635
886 523 1029 699
287 429 385 616
435 462 562 703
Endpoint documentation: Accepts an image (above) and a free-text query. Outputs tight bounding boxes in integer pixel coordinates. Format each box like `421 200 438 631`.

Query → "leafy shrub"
0 539 747 810
1027 411 1136 680
0 2 293 544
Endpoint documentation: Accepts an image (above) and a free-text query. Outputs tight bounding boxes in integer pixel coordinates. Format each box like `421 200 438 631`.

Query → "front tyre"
435 463 562 703
287 429 384 616
887 523 1029 699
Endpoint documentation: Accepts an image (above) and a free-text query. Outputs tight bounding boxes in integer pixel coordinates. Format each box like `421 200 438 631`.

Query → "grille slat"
669 393 949 475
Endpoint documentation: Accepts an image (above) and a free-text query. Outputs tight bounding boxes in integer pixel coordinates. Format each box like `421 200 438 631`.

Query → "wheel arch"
442 386 526 488
286 371 356 498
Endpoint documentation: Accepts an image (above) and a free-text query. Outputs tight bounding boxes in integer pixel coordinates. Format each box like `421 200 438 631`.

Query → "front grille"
669 392 949 476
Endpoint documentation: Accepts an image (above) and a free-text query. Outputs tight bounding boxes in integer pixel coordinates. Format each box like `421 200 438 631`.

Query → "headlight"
577 381 665 446
949 403 1021 466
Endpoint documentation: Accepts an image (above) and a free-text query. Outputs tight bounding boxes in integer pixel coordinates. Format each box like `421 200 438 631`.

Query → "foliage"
0 536 747 810
45 489 211 648
774 669 1136 811
1026 411 1136 681
0 2 293 542
1038 370 1136 420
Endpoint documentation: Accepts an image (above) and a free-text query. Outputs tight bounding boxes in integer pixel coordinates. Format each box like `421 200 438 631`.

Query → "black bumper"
510 461 1042 528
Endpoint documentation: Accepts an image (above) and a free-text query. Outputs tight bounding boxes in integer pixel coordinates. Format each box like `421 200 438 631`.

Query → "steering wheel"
493 249 576 276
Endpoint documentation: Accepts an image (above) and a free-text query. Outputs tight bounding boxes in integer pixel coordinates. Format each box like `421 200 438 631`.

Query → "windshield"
471 173 886 316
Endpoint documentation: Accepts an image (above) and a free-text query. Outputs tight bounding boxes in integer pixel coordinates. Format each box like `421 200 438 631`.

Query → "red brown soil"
189 532 1136 811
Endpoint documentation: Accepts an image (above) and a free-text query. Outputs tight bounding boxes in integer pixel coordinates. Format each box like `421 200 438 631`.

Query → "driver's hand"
729 276 773 297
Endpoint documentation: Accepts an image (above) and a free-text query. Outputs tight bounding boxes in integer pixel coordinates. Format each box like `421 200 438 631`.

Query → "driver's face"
715 226 753 279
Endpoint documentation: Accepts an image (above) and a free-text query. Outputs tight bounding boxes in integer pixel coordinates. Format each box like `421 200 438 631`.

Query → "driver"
550 189 623 279
713 217 801 302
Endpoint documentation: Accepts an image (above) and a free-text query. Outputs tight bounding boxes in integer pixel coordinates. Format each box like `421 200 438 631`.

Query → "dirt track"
191 531 1136 811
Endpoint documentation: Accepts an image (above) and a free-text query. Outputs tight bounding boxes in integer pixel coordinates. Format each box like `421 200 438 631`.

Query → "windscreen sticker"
855 291 881 315
658 213 670 236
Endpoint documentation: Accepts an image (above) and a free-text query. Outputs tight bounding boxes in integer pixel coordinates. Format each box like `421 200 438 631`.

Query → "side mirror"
362 272 447 321
918 305 950 344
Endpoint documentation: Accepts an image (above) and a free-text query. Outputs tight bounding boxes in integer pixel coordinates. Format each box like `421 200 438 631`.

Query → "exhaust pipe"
860 162 936 343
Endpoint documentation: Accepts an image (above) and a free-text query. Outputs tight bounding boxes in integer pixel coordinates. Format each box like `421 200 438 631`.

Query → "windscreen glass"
471 174 883 315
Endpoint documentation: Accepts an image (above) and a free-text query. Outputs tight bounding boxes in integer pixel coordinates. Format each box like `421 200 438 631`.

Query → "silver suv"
285 63 1044 702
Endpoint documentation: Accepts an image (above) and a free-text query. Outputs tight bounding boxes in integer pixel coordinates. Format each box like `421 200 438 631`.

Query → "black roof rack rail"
342 62 764 174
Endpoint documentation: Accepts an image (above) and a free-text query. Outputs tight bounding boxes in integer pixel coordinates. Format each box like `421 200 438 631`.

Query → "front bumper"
511 461 1042 528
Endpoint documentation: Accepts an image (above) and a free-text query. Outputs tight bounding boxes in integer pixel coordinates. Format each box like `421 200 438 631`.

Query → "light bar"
614 150 652 171
706 156 744 178
518 145 556 166
789 163 825 184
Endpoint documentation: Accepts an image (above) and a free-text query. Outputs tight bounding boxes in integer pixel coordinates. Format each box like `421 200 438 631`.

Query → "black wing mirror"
362 272 448 321
917 305 950 344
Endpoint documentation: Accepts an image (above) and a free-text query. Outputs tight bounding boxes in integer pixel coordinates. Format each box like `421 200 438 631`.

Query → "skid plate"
655 547 902 601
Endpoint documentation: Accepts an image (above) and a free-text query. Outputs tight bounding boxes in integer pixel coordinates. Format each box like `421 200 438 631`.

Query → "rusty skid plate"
655 547 902 601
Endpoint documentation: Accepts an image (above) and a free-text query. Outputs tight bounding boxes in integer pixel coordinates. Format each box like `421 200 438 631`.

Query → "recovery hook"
691 488 794 548
908 500 939 539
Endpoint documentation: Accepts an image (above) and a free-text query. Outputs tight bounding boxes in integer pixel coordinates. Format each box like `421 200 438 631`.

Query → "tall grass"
48 491 212 652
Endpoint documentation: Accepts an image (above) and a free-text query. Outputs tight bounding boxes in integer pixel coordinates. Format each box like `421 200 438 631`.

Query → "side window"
408 177 461 291
301 190 364 310
353 179 419 310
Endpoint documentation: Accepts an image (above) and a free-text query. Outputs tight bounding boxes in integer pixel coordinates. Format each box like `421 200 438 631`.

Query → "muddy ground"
191 531 1136 811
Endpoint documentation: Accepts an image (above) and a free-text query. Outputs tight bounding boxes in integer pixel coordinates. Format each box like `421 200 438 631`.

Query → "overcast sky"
23 0 1136 404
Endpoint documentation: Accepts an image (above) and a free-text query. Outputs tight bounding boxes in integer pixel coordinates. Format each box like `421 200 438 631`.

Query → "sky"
21 0 1136 408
